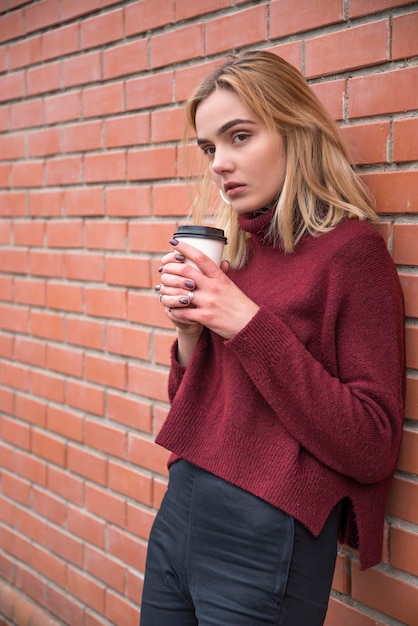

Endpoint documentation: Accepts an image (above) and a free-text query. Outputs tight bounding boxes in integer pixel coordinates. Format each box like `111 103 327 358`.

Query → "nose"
211 148 234 176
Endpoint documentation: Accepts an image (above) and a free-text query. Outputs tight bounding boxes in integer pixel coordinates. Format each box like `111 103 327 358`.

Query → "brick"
45 155 83 186
0 131 26 159
24 0 60 34
66 379 105 416
107 323 150 359
153 330 175 366
29 250 64 278
44 91 81 124
128 363 169 402
60 0 100 21
62 50 101 88
390 526 418 577
349 0 416 18
0 248 27 274
12 160 44 188
205 5 268 55
85 547 125 594
105 113 150 149
85 483 126 526
106 255 151 288
393 118 418 162
176 0 230 20
126 71 174 111
84 151 126 183
270 0 343 38
0 304 29 334
65 251 105 282
0 9 25 43
8 35 42 70
46 343 83 376
31 310 65 342
175 59 219 103
14 335 46 367
0 162 11 187
85 352 127 390
351 562 418 624
397 428 418 475
325 596 385 626
106 589 140 626
103 39 148 80
406 325 418 369
151 107 185 143
108 461 153 504
107 524 147 570
47 465 84 507
0 361 30 393
106 391 152 432
129 221 175 254
11 98 43 129
26 60 61 96
47 405 83 442
42 22 79 61
125 0 173 36
386 476 418 525
14 394 46 429
30 370 65 403
81 8 124 49
128 292 171 329
393 224 418 265
151 24 203 69
67 507 105 550
82 81 124 118
349 67 418 118
84 220 127 250
14 220 45 246
64 187 105 217
361 171 418 215
152 183 190 217
32 487 66 525
46 219 83 248
15 448 47 485
31 429 66 466
29 127 62 157
29 190 63 216
306 20 388 78
0 191 27 217
399 273 418 318
64 120 103 152
105 185 152 217
0 71 25 102
67 444 107 484
405 377 418 421
127 502 155 541
0 415 30 450
85 286 127 319
65 317 104 351
392 10 418 60
31 545 66 588
127 146 176 181
48 585 84 626
85 419 126 458
128 434 169 475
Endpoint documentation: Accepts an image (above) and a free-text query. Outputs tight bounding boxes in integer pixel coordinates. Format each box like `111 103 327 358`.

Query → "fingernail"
169 238 179 246
184 279 195 289
158 266 163 273
179 297 189 305
155 284 161 291
175 254 185 261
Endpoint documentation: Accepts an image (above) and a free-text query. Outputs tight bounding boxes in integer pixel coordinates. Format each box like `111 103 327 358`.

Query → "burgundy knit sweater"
156 209 405 570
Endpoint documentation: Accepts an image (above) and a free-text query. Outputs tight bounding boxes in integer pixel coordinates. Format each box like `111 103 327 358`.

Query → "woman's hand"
156 238 259 341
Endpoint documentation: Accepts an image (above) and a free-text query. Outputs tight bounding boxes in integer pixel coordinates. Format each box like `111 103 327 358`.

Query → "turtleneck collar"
238 206 275 239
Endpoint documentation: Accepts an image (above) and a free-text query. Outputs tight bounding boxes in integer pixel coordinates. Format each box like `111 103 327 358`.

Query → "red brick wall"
0 1 417 624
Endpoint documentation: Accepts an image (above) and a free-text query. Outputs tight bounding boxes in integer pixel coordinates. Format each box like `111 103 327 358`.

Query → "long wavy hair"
184 50 377 268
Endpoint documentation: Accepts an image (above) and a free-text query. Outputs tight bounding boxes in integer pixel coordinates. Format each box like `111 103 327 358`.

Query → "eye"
201 144 215 157
232 132 250 144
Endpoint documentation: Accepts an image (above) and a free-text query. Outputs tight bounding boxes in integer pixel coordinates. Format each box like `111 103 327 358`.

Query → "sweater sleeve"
226 233 405 484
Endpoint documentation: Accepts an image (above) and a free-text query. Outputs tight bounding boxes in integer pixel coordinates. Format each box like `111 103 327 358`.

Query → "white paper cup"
173 225 227 270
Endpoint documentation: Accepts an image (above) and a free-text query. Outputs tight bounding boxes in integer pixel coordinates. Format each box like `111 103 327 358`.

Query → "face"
195 88 286 213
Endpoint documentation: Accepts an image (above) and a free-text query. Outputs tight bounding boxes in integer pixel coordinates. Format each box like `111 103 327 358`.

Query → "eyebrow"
196 118 256 146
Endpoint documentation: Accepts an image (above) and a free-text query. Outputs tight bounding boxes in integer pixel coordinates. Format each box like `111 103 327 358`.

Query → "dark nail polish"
184 279 195 289
169 238 179 246
158 266 163 273
155 284 161 291
175 254 185 261
179 297 189 305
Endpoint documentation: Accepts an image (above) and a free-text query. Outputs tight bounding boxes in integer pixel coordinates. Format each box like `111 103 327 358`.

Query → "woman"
140 51 405 626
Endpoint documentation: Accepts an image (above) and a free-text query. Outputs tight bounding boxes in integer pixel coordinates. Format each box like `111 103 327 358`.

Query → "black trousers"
140 460 338 626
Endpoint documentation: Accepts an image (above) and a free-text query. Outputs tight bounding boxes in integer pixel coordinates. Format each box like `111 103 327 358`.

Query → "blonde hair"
184 50 377 268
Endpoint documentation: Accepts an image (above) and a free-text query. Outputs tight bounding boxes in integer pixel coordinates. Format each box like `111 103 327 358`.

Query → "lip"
224 181 246 197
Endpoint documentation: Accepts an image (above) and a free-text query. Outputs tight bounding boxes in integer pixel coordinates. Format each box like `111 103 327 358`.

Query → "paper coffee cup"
173 225 227 270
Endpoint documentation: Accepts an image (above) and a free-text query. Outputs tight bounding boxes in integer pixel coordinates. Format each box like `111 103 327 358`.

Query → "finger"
168 238 223 277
